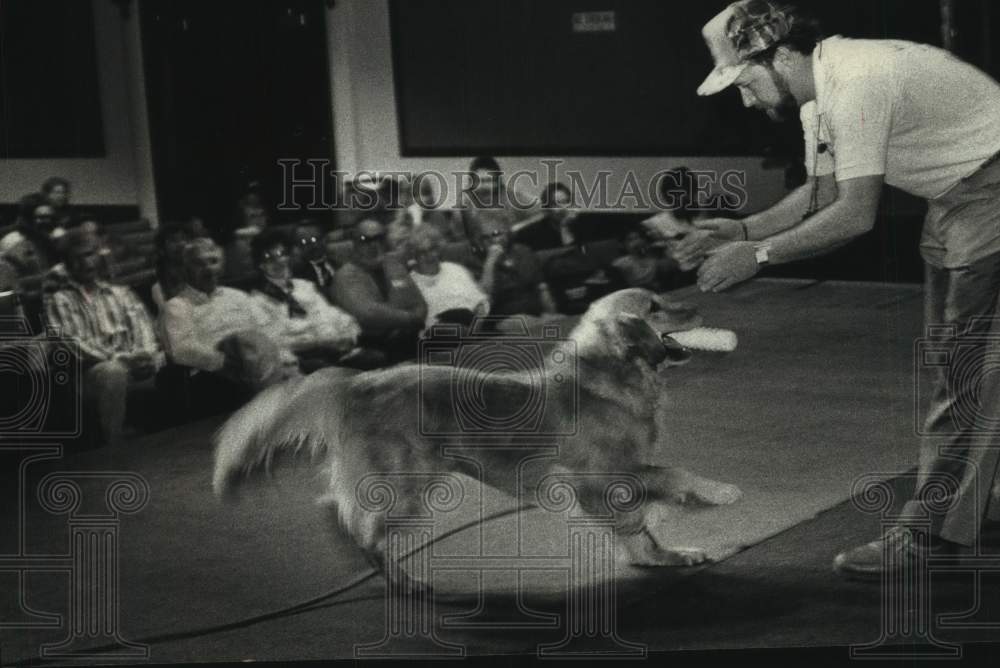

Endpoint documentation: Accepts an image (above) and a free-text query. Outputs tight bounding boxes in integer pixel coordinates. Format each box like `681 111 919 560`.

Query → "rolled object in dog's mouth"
667 327 738 353
659 334 692 364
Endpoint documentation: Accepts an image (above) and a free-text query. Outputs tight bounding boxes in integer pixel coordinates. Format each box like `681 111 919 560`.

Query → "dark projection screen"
389 0 942 157
0 0 105 158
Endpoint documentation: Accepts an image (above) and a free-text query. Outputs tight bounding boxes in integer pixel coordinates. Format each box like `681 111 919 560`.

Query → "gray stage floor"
3 278 999 664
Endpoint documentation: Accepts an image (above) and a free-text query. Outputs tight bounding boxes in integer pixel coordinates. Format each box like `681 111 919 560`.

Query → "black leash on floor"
7 504 533 667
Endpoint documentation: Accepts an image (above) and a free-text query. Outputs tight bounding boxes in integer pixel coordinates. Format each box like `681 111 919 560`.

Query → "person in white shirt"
248 229 366 371
161 238 298 392
657 0 1000 579
408 224 490 330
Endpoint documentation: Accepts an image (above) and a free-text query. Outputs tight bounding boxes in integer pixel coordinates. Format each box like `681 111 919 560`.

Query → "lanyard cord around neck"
805 137 821 219
804 40 824 220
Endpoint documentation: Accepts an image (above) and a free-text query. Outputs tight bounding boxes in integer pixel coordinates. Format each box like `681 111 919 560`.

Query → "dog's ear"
616 314 670 367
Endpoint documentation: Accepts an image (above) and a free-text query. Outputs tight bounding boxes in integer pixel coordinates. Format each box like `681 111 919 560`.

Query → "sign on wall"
571 11 616 33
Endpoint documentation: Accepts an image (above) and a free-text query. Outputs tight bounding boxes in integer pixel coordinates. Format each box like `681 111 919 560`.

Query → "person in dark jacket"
331 219 427 362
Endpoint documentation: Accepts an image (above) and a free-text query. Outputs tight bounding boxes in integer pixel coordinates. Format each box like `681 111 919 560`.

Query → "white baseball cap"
697 0 794 96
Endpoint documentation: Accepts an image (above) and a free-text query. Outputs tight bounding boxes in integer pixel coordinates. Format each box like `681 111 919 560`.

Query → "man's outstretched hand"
642 214 746 271
671 219 745 269
697 242 760 293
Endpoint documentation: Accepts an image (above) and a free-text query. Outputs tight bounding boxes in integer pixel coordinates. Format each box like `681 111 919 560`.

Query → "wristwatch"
754 243 772 267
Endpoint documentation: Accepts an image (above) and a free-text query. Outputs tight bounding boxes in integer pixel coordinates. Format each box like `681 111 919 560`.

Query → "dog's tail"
212 367 357 499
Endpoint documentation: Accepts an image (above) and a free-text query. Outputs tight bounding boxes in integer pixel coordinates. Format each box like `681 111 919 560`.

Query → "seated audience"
467 156 538 216
386 215 414 253
371 175 430 240
1 243 80 443
612 228 678 292
83 219 125 283
339 175 381 229
15 193 62 263
324 227 352 268
543 249 620 316
0 253 21 319
0 233 33 326
152 221 195 309
224 180 271 279
291 221 337 293
331 219 427 362
45 227 164 447
465 210 558 318
383 175 458 251
454 156 539 237
340 173 399 228
248 229 370 371
512 181 580 251
394 176 462 241
40 176 75 229
19 195 59 235
0 229 51 332
236 179 270 231
408 225 490 330
161 238 299 394
183 215 208 239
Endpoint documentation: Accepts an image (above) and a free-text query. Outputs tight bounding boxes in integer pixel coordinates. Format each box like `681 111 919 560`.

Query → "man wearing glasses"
331 219 427 362
291 221 338 297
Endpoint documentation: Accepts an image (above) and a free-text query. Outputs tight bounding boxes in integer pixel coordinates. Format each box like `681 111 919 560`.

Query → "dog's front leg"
568 478 709 568
324 479 435 593
616 504 708 568
619 532 708 568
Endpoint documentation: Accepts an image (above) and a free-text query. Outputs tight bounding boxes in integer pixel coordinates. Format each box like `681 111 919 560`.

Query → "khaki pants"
84 360 155 447
907 157 1000 545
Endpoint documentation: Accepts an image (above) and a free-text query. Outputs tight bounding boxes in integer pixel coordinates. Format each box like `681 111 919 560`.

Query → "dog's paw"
619 532 708 568
659 546 709 567
687 481 743 506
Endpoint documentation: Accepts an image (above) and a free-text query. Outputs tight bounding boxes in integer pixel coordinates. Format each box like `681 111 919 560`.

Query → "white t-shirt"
801 36 1000 200
161 285 295 372
410 262 490 329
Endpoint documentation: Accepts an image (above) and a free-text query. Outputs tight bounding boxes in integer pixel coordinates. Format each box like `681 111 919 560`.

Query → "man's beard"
765 103 796 122
762 65 798 122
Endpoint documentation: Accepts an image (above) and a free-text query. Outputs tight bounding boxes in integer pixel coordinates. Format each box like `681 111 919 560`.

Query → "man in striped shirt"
45 228 163 446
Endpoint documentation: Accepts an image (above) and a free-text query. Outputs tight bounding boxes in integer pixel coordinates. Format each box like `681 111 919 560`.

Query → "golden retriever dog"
213 288 742 572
